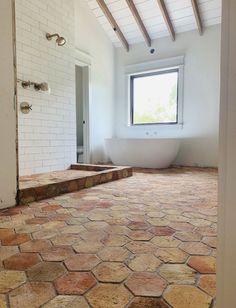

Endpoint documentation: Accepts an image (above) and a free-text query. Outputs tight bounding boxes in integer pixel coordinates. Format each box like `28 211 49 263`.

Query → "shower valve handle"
20 102 32 114
22 104 32 110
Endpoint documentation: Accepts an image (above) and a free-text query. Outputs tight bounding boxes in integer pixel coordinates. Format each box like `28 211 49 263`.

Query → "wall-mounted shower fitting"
20 102 32 114
46 33 66 46
18 79 50 92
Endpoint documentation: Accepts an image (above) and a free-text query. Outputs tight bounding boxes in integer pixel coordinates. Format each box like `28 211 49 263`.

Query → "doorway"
75 64 90 164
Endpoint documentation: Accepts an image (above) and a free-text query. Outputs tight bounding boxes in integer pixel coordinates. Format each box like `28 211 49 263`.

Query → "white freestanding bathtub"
105 138 180 169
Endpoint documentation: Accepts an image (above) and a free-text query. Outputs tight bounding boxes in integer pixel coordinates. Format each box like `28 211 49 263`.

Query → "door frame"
75 48 92 164
0 0 18 208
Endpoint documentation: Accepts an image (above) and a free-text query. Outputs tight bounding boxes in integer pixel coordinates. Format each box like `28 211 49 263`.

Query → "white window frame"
125 56 184 129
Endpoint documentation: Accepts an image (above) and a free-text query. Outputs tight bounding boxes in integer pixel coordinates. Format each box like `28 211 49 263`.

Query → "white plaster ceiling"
87 0 222 47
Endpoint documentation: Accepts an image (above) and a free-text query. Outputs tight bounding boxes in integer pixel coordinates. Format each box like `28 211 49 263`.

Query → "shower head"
46 33 66 46
56 36 66 46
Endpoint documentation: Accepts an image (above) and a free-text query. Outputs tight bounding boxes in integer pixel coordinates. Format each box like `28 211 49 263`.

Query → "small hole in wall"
150 48 155 54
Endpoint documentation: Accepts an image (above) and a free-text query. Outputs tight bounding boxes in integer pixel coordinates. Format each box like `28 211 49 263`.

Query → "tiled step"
18 164 133 205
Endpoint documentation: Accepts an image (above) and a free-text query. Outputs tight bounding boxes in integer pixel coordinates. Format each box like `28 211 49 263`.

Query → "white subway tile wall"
15 0 76 176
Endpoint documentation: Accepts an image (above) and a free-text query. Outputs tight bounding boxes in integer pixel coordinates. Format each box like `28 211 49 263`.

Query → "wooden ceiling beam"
191 0 203 35
157 0 175 41
126 0 151 47
96 0 129 51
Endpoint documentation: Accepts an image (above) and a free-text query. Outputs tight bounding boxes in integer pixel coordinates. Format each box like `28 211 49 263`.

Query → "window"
130 68 179 125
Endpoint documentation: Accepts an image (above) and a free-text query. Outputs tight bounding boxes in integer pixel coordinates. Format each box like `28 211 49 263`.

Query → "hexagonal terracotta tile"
126 230 153 241
93 262 130 282
1 233 31 246
202 236 217 248
102 234 129 247
66 217 88 225
43 221 66 230
188 219 212 228
0 207 22 216
147 218 169 226
25 218 49 225
41 246 75 261
147 211 165 218
51 234 81 246
127 221 149 230
27 261 67 281
126 241 156 254
196 226 217 236
15 224 41 234
55 272 96 295
198 274 216 297
151 236 181 248
43 295 89 308
51 213 71 222
80 230 106 242
150 226 175 236
0 228 15 240
179 242 211 255
97 201 113 208
125 272 167 297
159 264 196 284
61 225 86 234
20 239 52 253
106 217 129 225
106 225 129 235
9 282 56 307
86 283 132 308
126 254 161 272
188 256 216 273
98 246 130 262
0 246 19 261
3 253 41 270
174 231 202 242
128 297 170 308
84 221 109 231
33 229 59 240
163 209 181 215
87 212 111 221
73 241 104 254
0 270 26 293
42 204 61 212
155 248 188 263
128 215 146 223
65 254 100 271
164 285 212 308
165 215 189 223
169 222 195 232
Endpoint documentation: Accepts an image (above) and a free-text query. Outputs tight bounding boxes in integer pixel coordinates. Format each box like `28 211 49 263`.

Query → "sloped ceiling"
87 0 222 47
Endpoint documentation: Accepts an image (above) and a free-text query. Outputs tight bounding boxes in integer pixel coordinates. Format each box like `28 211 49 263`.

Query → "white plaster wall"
217 0 236 306
74 0 115 163
0 0 17 208
114 25 221 167
16 0 76 176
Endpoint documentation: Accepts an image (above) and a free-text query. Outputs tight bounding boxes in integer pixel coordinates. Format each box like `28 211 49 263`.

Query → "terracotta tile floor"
0 167 217 308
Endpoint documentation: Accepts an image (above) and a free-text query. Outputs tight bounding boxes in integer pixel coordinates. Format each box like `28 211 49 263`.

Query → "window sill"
127 123 183 129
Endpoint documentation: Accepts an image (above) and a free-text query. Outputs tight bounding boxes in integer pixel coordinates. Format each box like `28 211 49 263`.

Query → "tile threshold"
18 164 132 205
